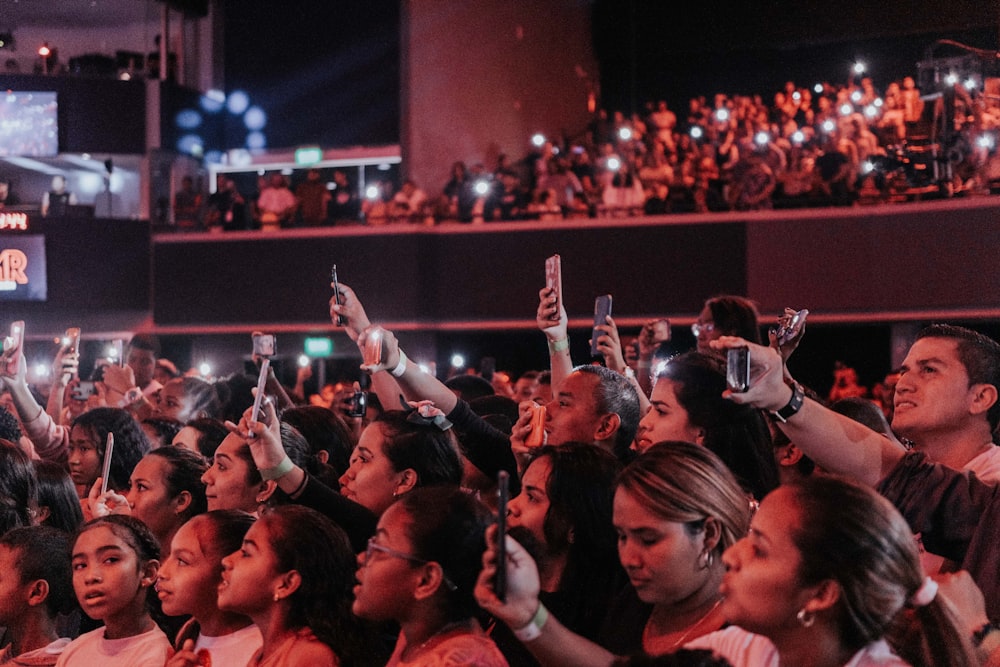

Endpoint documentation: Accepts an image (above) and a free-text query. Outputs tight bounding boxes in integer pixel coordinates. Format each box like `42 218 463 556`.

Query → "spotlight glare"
853 62 865 74
531 133 545 147
243 106 267 131
450 354 465 368
245 131 266 150
791 130 805 144
945 73 958 86
473 180 490 196
226 90 250 115
606 156 621 171
690 126 703 139
618 126 632 141
198 362 212 377
813 83 824 94
822 119 836 133
754 131 769 146
839 103 853 116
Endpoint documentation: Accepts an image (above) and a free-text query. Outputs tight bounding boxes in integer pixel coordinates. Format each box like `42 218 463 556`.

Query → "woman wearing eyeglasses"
353 486 509 666
692 296 761 357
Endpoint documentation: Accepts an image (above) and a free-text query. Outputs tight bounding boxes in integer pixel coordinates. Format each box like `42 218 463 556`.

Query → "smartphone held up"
590 295 613 357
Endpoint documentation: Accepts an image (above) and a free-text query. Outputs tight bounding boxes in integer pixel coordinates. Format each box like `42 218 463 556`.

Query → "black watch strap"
771 383 804 423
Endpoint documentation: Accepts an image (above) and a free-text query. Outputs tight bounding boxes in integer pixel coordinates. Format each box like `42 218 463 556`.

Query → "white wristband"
390 350 408 377
513 603 549 642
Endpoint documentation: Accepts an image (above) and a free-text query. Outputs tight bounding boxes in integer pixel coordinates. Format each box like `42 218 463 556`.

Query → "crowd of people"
170 70 1000 230
2 276 1000 666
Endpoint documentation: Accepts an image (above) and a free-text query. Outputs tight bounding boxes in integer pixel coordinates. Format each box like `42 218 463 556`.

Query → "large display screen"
0 234 47 301
0 91 58 157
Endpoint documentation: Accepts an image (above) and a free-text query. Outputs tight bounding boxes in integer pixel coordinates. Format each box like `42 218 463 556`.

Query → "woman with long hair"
635 352 778 500
476 442 751 664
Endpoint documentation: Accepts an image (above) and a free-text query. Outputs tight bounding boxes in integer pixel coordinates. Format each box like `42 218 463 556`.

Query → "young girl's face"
68 425 102 489
218 520 283 617
338 423 403 516
154 380 197 423
156 519 221 618
201 434 261 513
352 503 423 622
71 525 155 624
125 455 180 541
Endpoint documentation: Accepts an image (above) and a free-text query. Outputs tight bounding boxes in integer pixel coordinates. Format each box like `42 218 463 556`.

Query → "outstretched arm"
537 286 572 392
710 336 905 487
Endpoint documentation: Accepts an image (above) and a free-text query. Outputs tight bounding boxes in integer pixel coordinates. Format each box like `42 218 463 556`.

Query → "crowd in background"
174 70 1000 230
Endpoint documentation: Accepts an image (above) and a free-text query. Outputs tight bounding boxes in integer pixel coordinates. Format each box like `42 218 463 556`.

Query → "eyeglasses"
691 321 715 338
364 537 457 591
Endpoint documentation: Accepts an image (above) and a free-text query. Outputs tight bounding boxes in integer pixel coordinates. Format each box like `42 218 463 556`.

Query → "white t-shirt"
686 626 909 667
192 624 262 667
55 626 169 667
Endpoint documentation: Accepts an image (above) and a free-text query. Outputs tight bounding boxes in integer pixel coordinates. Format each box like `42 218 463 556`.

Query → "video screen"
0 91 58 157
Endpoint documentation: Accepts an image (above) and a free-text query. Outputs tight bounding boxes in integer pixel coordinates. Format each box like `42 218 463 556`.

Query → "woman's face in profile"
720 486 810 636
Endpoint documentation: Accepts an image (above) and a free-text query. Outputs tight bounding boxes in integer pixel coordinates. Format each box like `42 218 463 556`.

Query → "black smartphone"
590 294 613 357
331 264 345 326
495 470 509 602
347 390 367 418
479 356 496 382
726 347 750 393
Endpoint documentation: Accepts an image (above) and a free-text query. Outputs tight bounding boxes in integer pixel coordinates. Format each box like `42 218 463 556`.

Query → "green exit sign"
294 146 322 165
304 337 333 357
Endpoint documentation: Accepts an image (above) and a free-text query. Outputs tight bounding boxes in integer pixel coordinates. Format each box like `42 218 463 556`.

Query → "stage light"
715 108 729 122
754 131 769 146
606 157 621 171
945 73 958 86
198 362 212 377
227 90 250 115
243 106 267 131
200 89 225 113
839 103 853 116
853 62 865 75
245 131 266 150
690 126 703 139
175 109 202 129
618 127 632 141
791 130 805 144
450 354 465 368
531 133 545 147
473 180 490 196
821 119 836 133
813 83 824 94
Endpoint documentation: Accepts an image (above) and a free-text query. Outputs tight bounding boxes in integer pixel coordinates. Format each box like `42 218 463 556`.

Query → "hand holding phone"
771 308 809 351
495 471 509 602
331 265 346 326
2 321 25 377
590 295 613 357
524 404 546 448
